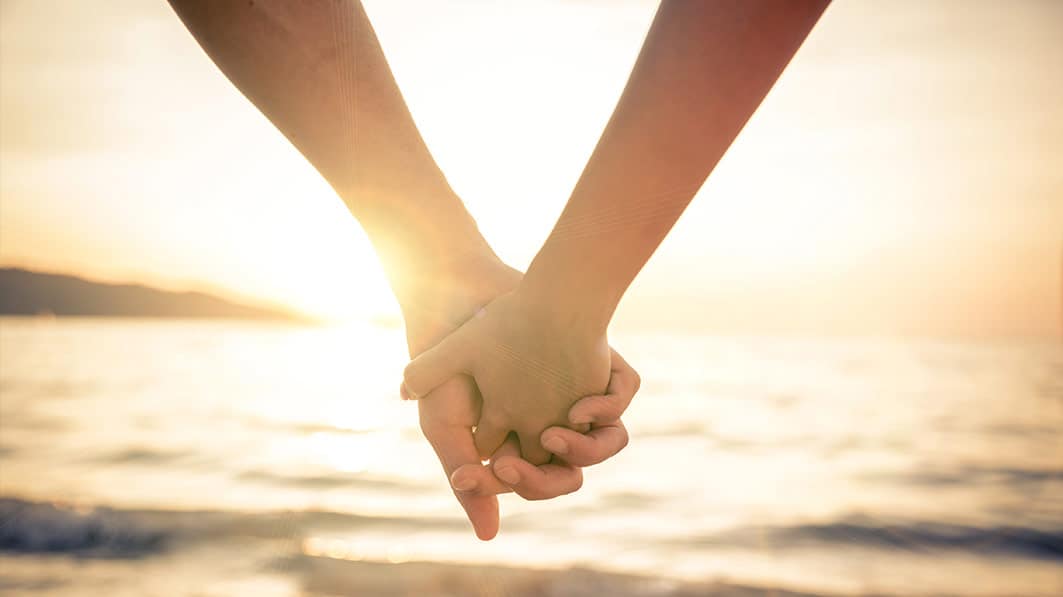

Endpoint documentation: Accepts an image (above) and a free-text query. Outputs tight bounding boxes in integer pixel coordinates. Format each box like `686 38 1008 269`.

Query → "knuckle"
567 474 584 495
581 448 609 467
596 397 622 419
401 360 417 382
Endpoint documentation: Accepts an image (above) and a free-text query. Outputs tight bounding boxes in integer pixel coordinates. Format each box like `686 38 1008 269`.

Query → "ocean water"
0 317 1060 596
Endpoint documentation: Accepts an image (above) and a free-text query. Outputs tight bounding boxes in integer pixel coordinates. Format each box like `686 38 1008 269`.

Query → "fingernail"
543 436 568 455
569 414 592 425
495 466 520 485
452 476 477 492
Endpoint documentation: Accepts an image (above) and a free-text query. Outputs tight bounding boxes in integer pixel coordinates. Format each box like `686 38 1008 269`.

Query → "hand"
402 288 612 464
448 350 639 500
399 256 637 538
399 255 517 541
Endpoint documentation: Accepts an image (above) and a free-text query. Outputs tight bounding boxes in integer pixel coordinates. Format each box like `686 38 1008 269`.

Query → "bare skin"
403 287 612 465
402 0 831 478
168 0 639 540
169 0 828 536
406 258 638 508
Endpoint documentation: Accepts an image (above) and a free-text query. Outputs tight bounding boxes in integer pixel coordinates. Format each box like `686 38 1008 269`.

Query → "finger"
540 420 629 467
567 349 640 425
402 324 475 400
418 386 499 540
489 437 584 500
449 463 511 496
472 414 510 460
423 423 500 540
566 394 621 426
491 451 584 501
609 348 641 393
454 479 500 541
517 429 552 466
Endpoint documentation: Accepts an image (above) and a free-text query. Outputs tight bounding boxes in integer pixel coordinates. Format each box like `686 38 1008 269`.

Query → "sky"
1 0 1060 338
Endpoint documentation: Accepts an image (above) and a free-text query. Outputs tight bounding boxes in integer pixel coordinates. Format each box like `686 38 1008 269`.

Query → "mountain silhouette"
0 268 299 320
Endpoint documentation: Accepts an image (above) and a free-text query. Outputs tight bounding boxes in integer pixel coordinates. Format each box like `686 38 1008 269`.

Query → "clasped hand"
399 266 638 540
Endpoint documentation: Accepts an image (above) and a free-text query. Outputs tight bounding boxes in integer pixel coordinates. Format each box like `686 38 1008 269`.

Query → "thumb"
401 324 475 400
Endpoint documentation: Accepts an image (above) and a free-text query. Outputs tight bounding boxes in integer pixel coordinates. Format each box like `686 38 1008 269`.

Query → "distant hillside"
0 268 299 320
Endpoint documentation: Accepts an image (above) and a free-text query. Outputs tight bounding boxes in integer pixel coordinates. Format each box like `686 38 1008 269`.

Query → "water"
1 317 1060 596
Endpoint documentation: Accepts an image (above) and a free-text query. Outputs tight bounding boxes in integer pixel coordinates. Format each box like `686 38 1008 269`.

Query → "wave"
0 497 465 558
85 447 194 465
4 497 1061 565
0 498 168 558
866 465 1063 487
283 556 828 597
683 515 1063 561
0 498 837 596
237 469 434 491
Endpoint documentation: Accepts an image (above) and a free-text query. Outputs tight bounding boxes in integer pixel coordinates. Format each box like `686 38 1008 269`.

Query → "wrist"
387 238 500 302
351 188 501 308
368 224 493 291
512 274 613 341
518 249 617 337
399 252 522 355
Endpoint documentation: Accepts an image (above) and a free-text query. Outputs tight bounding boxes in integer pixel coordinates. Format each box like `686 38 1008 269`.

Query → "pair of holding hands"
165 0 829 541
398 261 639 540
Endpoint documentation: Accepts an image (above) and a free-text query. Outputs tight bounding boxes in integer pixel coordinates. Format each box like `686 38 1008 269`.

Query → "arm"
402 0 829 469
168 0 637 539
521 0 831 330
167 0 492 307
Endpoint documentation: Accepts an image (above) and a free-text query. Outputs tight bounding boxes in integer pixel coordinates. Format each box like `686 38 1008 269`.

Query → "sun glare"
0 0 1058 335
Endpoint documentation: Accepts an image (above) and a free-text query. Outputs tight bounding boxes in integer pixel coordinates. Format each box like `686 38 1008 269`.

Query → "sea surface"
0 317 1060 596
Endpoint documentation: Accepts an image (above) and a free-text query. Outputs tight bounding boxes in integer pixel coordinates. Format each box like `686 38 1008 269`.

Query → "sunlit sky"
1 0 1060 337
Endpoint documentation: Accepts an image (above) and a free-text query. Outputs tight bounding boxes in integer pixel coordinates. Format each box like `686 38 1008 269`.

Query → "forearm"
168 0 494 301
522 0 829 330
